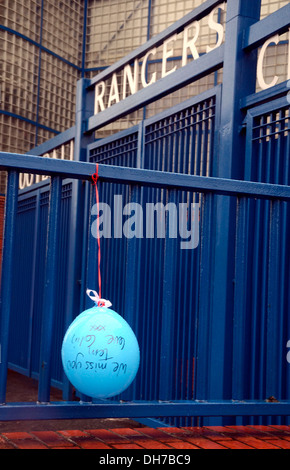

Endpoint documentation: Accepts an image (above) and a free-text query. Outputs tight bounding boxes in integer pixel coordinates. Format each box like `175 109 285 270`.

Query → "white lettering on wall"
107 73 120 107
19 140 74 190
94 2 227 114
257 34 280 90
123 59 139 99
206 2 226 53
141 48 157 88
94 81 106 114
257 29 290 90
162 35 178 78
182 22 200 66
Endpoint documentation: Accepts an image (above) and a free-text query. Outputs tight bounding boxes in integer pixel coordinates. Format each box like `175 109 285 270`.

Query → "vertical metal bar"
266 200 281 400
195 192 214 401
63 78 95 401
84 184 96 310
195 104 202 176
38 176 62 403
0 171 19 404
158 189 178 401
122 123 144 400
62 179 84 401
121 184 142 401
232 197 249 400
79 181 90 313
27 190 40 376
206 0 261 422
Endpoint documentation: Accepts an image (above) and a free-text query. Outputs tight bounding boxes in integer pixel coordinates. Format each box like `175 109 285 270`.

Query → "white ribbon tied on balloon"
86 289 112 308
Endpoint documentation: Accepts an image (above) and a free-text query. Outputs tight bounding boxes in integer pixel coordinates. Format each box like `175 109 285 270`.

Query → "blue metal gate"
8 180 73 388
0 0 290 426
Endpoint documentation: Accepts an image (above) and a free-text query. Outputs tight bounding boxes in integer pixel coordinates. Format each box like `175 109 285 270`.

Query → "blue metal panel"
6 181 74 395
87 128 139 315
231 97 290 425
8 195 38 375
30 188 50 380
85 90 218 423
0 171 19 404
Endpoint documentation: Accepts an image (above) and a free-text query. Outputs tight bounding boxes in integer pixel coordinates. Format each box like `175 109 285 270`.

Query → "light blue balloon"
61 306 140 399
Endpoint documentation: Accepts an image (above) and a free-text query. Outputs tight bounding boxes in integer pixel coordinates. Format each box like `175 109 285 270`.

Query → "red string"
92 164 101 299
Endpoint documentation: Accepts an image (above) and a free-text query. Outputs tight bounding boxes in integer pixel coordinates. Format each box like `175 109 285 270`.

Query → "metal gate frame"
0 0 290 423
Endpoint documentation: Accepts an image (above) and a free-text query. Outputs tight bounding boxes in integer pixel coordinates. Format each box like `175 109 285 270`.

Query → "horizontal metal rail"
1 400 290 421
1 152 290 201
243 3 290 50
27 126 75 156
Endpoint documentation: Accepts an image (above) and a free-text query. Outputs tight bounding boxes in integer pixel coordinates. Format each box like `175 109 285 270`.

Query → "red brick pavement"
1 425 290 449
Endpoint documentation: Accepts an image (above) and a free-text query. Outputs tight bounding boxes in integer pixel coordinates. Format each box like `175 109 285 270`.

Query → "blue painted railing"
0 153 290 421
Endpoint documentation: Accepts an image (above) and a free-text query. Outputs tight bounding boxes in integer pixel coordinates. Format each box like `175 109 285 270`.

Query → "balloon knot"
86 289 112 308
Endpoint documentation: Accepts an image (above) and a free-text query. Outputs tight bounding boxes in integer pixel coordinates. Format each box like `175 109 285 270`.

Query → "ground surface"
1 371 290 449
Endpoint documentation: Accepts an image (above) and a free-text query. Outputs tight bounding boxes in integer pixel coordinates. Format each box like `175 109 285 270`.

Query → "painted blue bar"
26 191 41 376
37 176 63 403
244 3 290 50
28 127 75 156
87 45 224 132
0 400 290 421
1 152 290 200
232 197 250 400
244 95 289 120
266 200 282 399
240 81 289 111
62 179 82 401
159 190 178 401
74 78 95 162
87 125 139 154
61 78 94 400
0 171 19 404
195 193 214 401
144 86 220 128
121 185 143 402
206 0 261 418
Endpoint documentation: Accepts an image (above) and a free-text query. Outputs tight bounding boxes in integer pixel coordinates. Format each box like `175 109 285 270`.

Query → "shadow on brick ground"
0 370 144 433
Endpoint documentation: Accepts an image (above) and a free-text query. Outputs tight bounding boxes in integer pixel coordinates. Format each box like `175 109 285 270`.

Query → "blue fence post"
62 78 95 401
158 189 178 401
27 189 41 376
121 122 144 401
0 171 19 404
232 197 250 403
196 0 262 423
266 200 282 406
38 176 62 403
195 192 215 404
